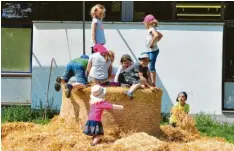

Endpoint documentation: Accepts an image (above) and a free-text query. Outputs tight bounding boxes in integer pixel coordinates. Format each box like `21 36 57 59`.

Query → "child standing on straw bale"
142 14 163 86
54 54 89 98
86 44 114 85
123 54 158 100
169 91 190 128
90 4 106 53
83 85 124 146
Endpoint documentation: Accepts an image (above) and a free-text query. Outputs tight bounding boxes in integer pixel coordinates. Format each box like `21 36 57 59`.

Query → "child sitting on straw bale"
86 44 114 86
123 54 158 100
54 54 89 98
83 85 124 146
169 91 190 128
114 54 134 85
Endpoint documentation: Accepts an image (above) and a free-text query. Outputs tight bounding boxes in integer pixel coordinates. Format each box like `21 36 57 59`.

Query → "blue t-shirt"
91 18 106 45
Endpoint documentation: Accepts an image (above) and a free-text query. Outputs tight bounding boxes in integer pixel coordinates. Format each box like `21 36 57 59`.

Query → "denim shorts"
62 61 87 84
142 50 159 72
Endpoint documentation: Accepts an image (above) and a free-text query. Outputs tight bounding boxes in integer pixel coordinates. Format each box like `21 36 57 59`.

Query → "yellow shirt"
169 102 190 124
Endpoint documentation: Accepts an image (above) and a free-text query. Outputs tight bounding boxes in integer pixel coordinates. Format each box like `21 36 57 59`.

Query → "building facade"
1 1 234 114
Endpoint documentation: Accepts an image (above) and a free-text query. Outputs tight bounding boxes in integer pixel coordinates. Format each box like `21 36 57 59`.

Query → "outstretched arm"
112 104 124 110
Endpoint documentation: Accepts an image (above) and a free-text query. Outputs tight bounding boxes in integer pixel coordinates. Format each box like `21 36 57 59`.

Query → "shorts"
62 61 87 84
142 49 159 72
88 76 108 84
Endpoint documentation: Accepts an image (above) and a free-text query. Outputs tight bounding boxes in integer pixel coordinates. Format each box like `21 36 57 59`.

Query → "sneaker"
54 83 61 91
65 84 73 98
56 76 62 83
124 91 133 100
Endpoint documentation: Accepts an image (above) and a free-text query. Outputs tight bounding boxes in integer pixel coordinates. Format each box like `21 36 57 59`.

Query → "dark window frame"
1 24 33 74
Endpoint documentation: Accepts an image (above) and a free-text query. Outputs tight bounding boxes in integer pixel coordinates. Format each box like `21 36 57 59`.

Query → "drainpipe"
82 1 86 55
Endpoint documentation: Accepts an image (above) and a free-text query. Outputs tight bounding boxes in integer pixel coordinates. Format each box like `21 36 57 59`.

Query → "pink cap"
143 14 156 23
93 44 108 54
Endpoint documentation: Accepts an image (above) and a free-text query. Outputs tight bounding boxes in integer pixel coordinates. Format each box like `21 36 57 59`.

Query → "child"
90 4 106 53
114 54 133 83
54 54 89 98
83 85 124 146
143 14 163 86
169 91 190 128
124 54 157 100
86 44 114 85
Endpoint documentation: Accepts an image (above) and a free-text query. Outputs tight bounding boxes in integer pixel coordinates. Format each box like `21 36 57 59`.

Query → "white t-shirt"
89 52 111 80
145 27 159 51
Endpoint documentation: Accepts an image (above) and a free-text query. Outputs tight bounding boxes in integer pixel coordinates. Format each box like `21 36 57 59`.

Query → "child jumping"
143 14 163 86
90 4 106 53
83 85 124 146
86 44 114 85
54 54 89 98
169 91 190 128
124 54 157 100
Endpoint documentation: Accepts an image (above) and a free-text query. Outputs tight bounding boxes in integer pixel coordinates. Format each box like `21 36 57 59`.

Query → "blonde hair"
90 4 106 19
108 50 115 63
146 19 158 28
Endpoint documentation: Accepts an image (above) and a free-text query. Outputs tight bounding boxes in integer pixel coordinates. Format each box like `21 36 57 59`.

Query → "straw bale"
60 86 163 136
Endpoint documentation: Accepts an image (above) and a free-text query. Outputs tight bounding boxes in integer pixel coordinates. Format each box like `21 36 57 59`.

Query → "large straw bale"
60 86 163 136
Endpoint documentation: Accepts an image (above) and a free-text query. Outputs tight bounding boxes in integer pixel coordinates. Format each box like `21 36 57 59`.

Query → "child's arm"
91 22 97 44
86 60 92 77
108 64 113 79
138 72 151 88
149 28 159 48
114 65 123 82
157 31 163 42
112 104 124 110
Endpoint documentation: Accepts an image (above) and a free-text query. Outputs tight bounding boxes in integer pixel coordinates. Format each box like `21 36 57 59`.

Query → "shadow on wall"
32 65 65 110
156 73 174 114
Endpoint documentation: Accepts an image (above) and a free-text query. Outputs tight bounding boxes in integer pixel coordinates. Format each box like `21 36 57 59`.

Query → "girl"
83 85 124 146
114 54 133 83
169 91 190 127
90 4 106 53
124 54 157 100
86 44 114 84
143 14 163 86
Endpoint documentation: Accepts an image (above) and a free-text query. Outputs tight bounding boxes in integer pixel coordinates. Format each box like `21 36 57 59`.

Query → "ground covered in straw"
2 113 234 151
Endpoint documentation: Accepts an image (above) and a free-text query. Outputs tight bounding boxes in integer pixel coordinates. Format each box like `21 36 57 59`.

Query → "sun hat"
90 85 107 103
93 44 108 54
143 14 157 23
138 53 151 62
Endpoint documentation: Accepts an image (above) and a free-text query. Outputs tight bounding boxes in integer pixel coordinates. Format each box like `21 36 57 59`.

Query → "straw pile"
2 117 234 151
60 86 163 136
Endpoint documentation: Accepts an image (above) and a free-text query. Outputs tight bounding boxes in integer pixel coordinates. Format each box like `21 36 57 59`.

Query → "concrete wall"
31 22 224 114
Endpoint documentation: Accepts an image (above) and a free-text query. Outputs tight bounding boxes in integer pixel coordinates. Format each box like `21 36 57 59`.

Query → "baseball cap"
143 14 156 23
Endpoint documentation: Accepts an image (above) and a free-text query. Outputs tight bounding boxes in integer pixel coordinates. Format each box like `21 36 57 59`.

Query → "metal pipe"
82 1 86 54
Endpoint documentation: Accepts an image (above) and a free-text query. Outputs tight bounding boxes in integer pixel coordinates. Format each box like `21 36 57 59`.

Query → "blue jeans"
62 61 87 84
142 50 159 72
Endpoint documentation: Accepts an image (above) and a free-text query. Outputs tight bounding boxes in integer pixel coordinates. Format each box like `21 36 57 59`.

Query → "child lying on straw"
169 91 190 128
123 54 158 100
83 85 124 146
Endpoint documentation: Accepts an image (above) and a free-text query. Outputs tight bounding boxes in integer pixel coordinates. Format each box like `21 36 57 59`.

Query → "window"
175 1 222 21
1 1 36 24
224 2 234 20
1 27 32 72
85 1 122 21
134 2 173 22
36 2 83 21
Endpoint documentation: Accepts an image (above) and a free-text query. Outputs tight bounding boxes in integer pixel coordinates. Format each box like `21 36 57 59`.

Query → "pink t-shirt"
88 101 113 121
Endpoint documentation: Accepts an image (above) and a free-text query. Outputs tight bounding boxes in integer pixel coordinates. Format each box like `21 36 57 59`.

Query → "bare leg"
128 83 141 93
92 135 102 146
150 72 156 86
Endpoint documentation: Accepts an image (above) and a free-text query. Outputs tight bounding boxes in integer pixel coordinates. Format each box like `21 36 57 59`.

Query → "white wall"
32 22 223 114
